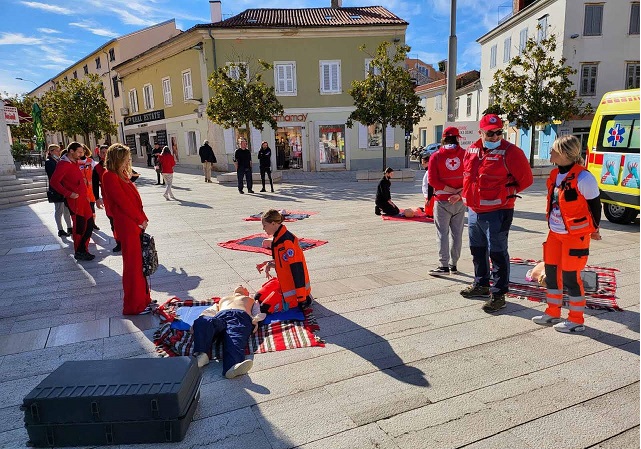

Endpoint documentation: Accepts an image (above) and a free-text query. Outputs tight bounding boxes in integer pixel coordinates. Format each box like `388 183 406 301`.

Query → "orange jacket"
271 224 311 303
546 164 598 236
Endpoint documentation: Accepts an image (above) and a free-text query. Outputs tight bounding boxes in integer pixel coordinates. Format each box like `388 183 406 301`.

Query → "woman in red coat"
102 143 152 315
158 146 176 200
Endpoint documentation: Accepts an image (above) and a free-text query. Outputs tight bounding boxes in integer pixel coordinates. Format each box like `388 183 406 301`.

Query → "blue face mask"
443 144 457 149
484 140 501 150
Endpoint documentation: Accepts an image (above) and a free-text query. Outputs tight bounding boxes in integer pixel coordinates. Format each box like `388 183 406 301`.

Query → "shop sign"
273 113 308 123
444 121 478 148
125 134 137 151
124 110 165 126
4 106 19 125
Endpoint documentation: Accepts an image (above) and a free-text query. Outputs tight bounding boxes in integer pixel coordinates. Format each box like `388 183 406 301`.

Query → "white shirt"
549 169 600 234
422 169 429 198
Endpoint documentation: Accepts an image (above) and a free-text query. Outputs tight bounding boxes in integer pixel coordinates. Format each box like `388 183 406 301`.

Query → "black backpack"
141 232 158 277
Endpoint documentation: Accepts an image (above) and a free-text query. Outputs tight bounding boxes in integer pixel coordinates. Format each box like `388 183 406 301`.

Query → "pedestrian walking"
44 144 72 237
234 138 253 194
532 135 602 333
460 114 533 312
375 167 400 216
427 127 466 275
159 146 176 200
198 140 216 183
257 141 274 192
152 143 164 185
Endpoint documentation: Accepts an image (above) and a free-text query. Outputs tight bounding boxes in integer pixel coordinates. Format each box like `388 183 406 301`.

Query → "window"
466 93 472 117
435 93 443 111
274 62 297 95
538 15 548 41
182 69 193 101
367 124 384 147
318 124 346 164
83 64 88 75
455 97 460 118
143 83 154 110
434 125 443 143
128 88 139 113
519 28 528 54
488 92 496 107
596 114 640 154
580 64 598 96
73 70 77 79
112 76 119 98
490 45 497 68
420 129 427 147
227 62 248 81
162 77 172 106
631 3 640 34
626 62 640 89
503 37 511 62
108 48 115 61
319 60 341 94
364 58 381 77
186 131 198 155
583 4 603 36
95 57 101 70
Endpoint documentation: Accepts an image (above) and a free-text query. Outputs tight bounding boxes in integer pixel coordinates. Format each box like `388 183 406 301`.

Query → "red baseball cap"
443 126 461 138
479 114 504 131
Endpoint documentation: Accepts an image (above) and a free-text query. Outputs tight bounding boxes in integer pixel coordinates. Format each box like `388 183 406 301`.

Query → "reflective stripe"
493 150 506 155
546 296 563 305
480 199 503 206
569 222 589 231
547 289 562 295
568 304 585 311
435 189 452 195
282 289 297 298
468 148 479 154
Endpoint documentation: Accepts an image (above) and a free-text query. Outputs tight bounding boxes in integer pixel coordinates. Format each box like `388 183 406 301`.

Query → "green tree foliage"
40 74 116 145
347 41 425 170
206 60 284 151
0 92 37 142
487 30 592 167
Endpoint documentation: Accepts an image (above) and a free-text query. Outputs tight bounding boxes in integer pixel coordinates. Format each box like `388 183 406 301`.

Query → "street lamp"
15 77 37 86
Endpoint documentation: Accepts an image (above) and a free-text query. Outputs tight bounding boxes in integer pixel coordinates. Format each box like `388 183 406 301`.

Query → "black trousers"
237 167 252 192
260 167 273 190
377 203 400 216
146 153 152 167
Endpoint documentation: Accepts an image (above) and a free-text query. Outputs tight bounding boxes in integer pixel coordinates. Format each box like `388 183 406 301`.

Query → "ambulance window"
598 114 640 154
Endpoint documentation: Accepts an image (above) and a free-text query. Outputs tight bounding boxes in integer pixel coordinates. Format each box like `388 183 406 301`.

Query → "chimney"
210 0 222 23
331 0 342 8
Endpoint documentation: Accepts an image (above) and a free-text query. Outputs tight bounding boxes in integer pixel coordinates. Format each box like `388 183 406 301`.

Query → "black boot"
112 242 122 252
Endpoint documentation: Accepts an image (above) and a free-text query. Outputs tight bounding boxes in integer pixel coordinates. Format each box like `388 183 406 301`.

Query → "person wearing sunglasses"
460 114 533 313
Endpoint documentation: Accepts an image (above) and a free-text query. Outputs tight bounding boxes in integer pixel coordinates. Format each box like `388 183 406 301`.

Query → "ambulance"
586 89 640 224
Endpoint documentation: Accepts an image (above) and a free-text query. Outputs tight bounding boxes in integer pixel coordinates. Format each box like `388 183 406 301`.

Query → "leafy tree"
487 30 592 167
0 93 37 142
40 74 116 145
206 59 284 151
347 41 425 170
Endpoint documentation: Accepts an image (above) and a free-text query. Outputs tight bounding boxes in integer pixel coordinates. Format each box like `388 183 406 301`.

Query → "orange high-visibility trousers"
542 231 591 324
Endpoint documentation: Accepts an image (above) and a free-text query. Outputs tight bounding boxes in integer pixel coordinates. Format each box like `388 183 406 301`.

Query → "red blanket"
382 209 434 223
218 233 328 255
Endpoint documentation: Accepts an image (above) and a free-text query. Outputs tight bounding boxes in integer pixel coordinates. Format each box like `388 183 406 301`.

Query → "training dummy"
192 286 266 379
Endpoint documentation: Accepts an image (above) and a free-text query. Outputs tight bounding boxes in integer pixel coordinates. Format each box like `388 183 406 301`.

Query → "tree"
347 41 425 170
0 93 37 142
487 30 592 167
206 59 284 151
40 74 116 145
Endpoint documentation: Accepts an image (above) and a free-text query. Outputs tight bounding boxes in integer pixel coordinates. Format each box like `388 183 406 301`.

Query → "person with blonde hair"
532 135 601 333
102 143 153 315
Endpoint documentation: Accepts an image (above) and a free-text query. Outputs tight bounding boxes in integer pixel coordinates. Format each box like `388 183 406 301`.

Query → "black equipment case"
22 357 201 447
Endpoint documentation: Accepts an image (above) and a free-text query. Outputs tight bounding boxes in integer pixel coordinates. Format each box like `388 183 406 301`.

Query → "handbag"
141 232 159 277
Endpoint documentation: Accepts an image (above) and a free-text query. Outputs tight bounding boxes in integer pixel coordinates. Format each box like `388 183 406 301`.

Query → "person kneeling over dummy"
192 286 266 378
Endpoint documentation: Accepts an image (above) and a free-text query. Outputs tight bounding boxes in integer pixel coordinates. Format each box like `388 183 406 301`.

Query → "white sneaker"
163 193 170 201
224 359 253 379
532 314 563 326
553 321 585 334
194 352 210 368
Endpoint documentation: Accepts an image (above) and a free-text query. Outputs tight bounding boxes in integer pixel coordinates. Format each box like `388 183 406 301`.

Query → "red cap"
479 114 504 131
443 126 461 138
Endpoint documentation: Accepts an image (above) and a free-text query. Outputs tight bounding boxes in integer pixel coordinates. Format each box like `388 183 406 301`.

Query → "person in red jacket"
158 146 176 200
427 126 467 275
532 135 601 333
93 145 121 252
50 142 95 261
102 143 153 315
256 209 312 310
460 114 533 313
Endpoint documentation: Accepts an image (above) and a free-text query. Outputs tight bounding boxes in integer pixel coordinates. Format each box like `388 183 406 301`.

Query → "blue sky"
1 0 508 97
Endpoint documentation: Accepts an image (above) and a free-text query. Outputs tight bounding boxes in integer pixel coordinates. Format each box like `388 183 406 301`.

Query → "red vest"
546 164 597 235
430 145 465 201
462 140 520 212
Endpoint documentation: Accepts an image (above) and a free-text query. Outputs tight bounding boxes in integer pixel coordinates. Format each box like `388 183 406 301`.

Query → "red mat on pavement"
508 258 620 310
243 210 318 221
382 209 434 223
153 297 324 358
218 233 328 255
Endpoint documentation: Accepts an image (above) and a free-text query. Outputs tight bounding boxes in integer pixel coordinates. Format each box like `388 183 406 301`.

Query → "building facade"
477 0 640 160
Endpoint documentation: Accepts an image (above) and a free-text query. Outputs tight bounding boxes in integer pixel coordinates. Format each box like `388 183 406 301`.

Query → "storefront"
123 110 167 161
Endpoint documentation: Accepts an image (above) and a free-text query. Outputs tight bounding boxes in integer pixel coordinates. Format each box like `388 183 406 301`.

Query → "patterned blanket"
217 233 328 255
153 297 325 358
243 210 319 221
508 258 620 310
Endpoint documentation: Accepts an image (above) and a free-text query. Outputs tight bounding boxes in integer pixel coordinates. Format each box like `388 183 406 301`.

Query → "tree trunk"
245 122 252 151
382 121 387 170
84 133 90 149
529 123 536 168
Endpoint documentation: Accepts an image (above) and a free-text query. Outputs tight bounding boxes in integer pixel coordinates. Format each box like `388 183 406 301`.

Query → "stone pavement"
0 166 638 449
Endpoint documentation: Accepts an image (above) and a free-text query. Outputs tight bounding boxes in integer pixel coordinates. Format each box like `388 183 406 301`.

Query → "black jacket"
198 143 216 163
375 176 392 207
44 156 65 203
234 148 252 170
257 146 272 169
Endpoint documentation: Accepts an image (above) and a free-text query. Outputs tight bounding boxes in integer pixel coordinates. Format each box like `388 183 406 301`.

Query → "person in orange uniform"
256 209 312 311
532 136 602 333
78 145 99 231
50 142 95 261
102 143 153 315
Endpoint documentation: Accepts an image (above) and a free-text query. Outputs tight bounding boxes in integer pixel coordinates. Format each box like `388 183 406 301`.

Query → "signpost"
4 106 19 125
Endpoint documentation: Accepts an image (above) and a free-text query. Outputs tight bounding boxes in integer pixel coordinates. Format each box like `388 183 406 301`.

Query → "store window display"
318 124 345 165
275 126 303 169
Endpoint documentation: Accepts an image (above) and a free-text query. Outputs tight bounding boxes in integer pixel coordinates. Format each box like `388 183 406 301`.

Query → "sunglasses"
484 130 503 137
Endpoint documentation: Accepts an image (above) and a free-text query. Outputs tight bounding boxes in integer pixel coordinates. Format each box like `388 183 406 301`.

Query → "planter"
14 160 22 171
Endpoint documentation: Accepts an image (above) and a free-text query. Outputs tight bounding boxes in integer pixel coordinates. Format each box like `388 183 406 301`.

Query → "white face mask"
443 144 457 149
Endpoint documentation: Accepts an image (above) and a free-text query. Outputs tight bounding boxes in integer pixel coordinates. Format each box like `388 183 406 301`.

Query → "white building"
477 0 640 161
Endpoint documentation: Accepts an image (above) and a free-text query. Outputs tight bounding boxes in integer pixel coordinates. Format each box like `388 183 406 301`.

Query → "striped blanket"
153 297 324 358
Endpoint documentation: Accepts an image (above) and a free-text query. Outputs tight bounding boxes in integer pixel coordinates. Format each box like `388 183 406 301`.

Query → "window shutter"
331 63 339 91
358 123 367 148
251 128 261 153
224 128 235 154
594 6 603 35
384 125 394 147
285 64 294 92
322 64 331 91
631 3 640 34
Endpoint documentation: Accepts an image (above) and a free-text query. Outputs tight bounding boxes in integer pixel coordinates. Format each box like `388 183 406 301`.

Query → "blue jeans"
467 208 514 296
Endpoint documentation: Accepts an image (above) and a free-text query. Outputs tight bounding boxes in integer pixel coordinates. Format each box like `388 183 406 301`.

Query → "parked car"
421 143 441 159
